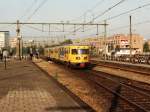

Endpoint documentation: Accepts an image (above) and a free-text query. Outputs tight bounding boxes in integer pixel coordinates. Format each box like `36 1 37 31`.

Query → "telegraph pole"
16 20 21 60
104 20 107 62
129 16 132 62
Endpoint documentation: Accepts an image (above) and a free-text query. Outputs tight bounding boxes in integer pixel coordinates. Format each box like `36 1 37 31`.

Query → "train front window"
78 49 89 54
72 49 78 54
72 49 89 54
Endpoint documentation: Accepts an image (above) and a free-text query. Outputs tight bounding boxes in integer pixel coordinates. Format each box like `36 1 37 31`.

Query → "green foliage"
143 42 150 52
60 39 73 45
44 39 73 49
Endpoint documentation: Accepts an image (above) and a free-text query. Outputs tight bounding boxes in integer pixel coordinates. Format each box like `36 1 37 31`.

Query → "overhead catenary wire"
89 19 150 37
26 0 48 22
92 0 127 22
61 0 127 38
19 0 37 20
70 1 150 38
70 0 106 22
70 19 150 40
109 19 150 32
79 2 150 34
3 0 150 41
23 24 96 33
15 0 127 39
105 2 150 21
83 19 150 34
21 1 150 40
0 1 36 29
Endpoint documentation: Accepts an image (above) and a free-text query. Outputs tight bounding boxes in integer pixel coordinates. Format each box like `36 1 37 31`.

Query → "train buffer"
0 60 93 112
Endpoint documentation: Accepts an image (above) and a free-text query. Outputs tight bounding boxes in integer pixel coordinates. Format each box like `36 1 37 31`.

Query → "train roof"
45 44 89 49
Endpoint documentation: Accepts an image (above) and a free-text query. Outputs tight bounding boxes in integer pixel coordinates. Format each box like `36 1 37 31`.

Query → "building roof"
0 31 9 32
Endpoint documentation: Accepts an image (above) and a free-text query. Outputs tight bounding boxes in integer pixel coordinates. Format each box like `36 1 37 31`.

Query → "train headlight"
84 56 87 60
76 57 80 60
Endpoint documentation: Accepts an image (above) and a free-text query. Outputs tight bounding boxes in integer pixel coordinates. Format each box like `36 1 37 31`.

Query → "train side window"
64 48 66 54
66 48 68 54
72 49 77 54
59 48 61 55
62 48 64 55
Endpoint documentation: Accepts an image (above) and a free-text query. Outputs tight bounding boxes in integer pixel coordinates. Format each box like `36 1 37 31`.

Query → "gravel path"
93 66 150 84
34 59 112 112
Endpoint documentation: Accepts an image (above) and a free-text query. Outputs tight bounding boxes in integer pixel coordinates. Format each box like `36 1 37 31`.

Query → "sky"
0 0 150 41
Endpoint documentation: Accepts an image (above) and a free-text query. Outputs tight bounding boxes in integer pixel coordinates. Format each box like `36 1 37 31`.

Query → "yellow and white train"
44 45 90 68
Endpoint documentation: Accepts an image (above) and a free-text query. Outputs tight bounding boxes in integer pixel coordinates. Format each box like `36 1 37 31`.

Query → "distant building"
109 34 144 53
73 34 144 55
0 31 9 48
9 37 18 48
23 40 47 48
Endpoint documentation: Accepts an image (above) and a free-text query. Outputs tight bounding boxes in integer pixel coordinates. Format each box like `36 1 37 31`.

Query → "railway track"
86 70 150 112
60 66 150 111
41 58 150 111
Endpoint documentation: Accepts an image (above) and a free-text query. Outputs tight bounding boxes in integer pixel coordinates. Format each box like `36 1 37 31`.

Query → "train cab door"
65 47 69 62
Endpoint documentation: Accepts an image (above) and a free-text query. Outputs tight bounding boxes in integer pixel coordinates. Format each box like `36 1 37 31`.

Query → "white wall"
0 32 9 48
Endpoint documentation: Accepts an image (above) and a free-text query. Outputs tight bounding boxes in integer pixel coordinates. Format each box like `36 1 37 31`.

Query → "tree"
60 39 73 45
143 42 150 52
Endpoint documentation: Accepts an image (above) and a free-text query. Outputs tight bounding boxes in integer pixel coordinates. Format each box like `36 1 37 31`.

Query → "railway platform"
0 60 92 112
90 58 150 84
91 58 150 73
91 58 150 67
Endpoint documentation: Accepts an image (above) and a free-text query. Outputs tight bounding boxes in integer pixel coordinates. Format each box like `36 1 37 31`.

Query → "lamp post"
104 20 107 62
16 20 22 60
129 16 132 62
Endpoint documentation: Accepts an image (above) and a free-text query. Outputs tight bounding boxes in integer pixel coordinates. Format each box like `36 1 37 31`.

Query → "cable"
19 0 37 20
79 2 150 35
70 0 106 22
87 19 150 37
24 24 72 33
72 1 150 37
62 0 107 36
26 0 48 22
25 25 43 32
92 0 127 22
62 0 127 38
108 19 150 32
106 2 150 21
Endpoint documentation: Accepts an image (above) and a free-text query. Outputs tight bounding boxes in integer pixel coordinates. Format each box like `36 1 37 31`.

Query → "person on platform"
3 50 8 61
30 53 33 60
0 51 3 61
35 51 39 59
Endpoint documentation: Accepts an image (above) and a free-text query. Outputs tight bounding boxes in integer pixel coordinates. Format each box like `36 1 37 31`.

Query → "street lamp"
17 36 22 60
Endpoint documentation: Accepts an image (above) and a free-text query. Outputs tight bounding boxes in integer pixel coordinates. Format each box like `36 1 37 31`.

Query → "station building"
0 31 9 48
9 37 18 48
73 34 144 55
108 34 144 53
